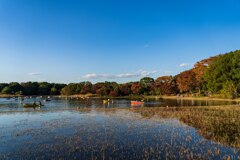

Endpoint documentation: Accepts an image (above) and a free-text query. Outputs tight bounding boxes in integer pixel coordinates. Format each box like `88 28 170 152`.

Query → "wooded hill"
1 50 239 98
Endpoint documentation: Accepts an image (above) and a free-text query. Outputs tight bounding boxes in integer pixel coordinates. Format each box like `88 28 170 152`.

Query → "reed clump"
133 106 240 147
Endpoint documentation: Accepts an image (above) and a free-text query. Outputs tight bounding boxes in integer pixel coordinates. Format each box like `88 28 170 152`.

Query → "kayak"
103 100 108 103
23 102 44 108
23 104 39 108
131 101 144 105
103 99 113 103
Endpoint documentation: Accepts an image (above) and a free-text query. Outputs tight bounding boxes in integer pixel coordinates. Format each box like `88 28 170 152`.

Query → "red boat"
131 101 144 105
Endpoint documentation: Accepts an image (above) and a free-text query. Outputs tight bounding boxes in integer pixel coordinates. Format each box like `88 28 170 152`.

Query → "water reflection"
0 98 240 159
0 97 237 112
0 109 240 159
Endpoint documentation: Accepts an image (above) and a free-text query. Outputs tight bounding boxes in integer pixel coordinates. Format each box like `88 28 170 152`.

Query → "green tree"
50 87 58 95
61 83 78 95
139 77 154 95
0 83 8 93
53 83 66 95
38 82 52 95
1 82 23 94
221 81 238 99
21 82 39 95
1 86 12 94
204 50 240 96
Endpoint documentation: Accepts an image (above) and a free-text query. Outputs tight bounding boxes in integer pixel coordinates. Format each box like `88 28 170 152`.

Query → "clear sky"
0 0 240 84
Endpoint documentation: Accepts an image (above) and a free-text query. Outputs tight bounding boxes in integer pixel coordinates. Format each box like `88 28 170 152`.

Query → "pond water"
0 97 239 159
0 97 237 112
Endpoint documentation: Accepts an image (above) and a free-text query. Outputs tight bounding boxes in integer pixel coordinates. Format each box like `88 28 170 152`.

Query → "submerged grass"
66 105 240 148
1 106 240 159
132 105 240 148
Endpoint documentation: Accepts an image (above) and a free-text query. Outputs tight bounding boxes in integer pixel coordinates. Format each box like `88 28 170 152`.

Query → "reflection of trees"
134 106 240 147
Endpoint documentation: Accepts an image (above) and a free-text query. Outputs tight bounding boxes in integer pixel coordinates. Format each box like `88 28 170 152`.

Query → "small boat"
103 100 108 103
45 98 51 102
103 99 113 104
131 101 144 105
23 104 39 108
23 101 44 108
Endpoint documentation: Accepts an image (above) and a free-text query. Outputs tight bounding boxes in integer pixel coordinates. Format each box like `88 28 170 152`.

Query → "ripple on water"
0 110 240 159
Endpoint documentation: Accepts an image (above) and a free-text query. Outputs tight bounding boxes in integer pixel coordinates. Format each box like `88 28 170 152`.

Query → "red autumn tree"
192 56 218 92
154 76 178 95
131 83 142 95
176 70 197 93
119 83 132 96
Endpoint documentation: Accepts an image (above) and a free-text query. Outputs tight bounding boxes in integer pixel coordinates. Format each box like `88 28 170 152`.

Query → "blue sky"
0 0 240 83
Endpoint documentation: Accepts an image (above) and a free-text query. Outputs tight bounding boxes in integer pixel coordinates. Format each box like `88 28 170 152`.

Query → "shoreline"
161 96 240 102
1 94 240 102
0 94 23 98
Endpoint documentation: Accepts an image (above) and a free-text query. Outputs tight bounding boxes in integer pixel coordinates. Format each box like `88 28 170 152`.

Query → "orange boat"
131 101 144 105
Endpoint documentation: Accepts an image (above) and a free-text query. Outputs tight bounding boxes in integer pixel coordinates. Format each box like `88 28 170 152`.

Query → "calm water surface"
0 97 237 112
0 97 239 159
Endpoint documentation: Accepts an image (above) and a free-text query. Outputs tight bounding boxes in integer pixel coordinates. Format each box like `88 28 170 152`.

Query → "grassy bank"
0 94 23 98
1 93 240 102
161 95 240 102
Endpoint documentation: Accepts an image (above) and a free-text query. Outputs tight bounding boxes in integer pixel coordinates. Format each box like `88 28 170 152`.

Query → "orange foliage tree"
176 70 196 93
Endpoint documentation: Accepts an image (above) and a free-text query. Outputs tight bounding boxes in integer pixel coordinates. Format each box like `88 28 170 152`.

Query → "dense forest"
1 50 240 98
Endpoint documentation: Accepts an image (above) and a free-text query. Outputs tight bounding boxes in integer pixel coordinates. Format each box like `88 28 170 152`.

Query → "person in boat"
33 101 36 105
38 101 42 106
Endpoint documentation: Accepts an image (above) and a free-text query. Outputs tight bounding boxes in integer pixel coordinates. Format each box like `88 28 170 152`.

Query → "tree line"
0 82 66 95
1 50 240 98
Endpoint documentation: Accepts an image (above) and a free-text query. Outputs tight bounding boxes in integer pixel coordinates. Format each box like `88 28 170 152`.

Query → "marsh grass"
132 105 240 148
70 105 240 148
1 106 240 159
